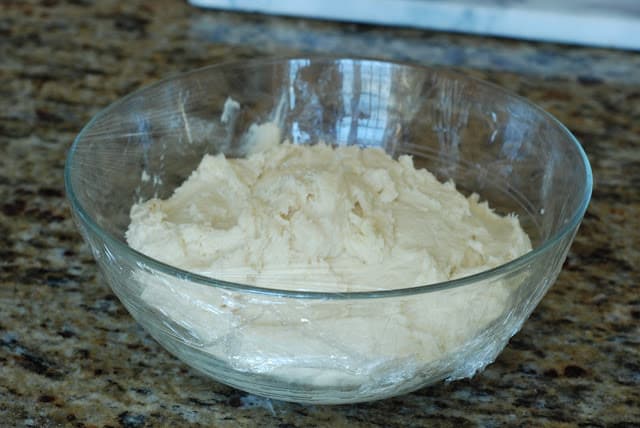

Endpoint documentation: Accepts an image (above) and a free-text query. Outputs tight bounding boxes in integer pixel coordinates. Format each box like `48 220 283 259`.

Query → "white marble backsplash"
189 0 640 50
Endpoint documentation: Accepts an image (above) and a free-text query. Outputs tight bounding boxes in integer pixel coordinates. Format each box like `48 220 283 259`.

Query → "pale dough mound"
125 124 531 387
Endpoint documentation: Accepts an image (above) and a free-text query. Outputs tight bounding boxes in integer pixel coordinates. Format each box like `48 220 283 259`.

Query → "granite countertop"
1 0 639 426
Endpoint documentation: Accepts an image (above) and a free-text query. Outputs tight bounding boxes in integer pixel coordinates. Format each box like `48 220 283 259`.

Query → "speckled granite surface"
1 1 639 427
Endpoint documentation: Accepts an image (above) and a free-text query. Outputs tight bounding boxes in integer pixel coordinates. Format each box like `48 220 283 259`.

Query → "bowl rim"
64 56 593 300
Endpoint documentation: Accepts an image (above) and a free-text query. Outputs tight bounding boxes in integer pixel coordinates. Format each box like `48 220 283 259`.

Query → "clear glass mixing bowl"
65 58 592 404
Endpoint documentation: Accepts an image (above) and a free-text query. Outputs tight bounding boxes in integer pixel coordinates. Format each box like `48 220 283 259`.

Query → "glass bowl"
65 58 592 404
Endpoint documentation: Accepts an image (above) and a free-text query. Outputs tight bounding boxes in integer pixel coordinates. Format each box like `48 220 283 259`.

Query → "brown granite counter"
1 0 639 426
